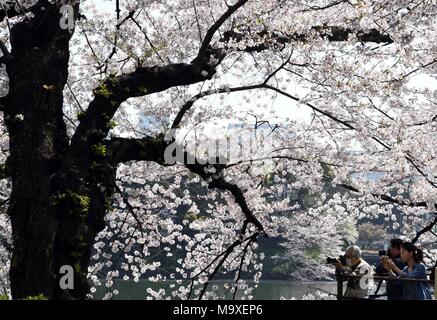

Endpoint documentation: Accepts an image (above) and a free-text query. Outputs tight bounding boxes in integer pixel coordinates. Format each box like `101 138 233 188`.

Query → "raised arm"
398 264 427 279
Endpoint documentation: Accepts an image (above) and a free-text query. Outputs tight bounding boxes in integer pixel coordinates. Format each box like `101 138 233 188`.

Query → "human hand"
383 258 395 270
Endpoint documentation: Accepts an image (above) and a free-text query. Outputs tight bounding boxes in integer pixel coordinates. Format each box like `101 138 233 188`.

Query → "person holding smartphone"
375 238 406 300
383 242 432 300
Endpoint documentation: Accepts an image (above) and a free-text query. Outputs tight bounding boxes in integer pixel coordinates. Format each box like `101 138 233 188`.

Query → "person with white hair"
334 245 373 299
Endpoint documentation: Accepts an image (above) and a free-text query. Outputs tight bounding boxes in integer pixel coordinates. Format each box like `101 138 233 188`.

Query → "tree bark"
2 1 109 300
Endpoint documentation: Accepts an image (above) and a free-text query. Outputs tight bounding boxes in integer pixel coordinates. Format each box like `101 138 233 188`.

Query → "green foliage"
271 261 294 274
49 192 67 206
50 191 90 216
321 163 335 179
107 120 117 129
70 251 82 258
74 263 82 274
42 84 55 91
92 143 107 157
184 212 205 221
94 82 112 98
94 73 119 98
103 198 113 212
142 44 166 60
76 194 91 210
304 246 322 262
0 294 9 300
76 111 86 121
358 223 386 242
23 294 48 300
138 86 148 94
262 173 275 187
90 161 99 169
0 162 11 179
337 217 359 246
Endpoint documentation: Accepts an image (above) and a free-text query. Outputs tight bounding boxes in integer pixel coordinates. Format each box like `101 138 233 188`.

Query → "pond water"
94 280 342 300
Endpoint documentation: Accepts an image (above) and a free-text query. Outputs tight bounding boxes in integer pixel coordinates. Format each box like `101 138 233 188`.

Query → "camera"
379 248 391 257
326 255 347 266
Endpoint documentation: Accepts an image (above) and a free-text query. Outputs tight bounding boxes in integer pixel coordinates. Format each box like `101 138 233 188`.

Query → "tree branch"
171 84 264 129
115 0 121 21
412 215 437 244
0 1 31 21
197 232 258 300
0 39 13 65
106 136 266 235
298 0 351 12
196 0 249 60
0 96 6 111
222 26 393 52
187 230 257 300
64 62 219 179
321 175 435 210
232 233 256 300
106 136 168 165
0 0 60 22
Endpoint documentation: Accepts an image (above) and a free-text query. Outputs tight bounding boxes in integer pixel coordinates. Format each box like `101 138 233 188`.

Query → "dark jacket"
375 256 406 300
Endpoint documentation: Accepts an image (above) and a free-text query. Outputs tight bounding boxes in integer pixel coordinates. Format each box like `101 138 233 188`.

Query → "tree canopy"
0 0 436 300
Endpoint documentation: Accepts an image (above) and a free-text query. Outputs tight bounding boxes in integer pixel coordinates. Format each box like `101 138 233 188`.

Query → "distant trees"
358 224 387 248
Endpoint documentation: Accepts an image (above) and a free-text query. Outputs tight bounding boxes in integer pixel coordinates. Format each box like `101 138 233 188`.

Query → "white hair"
346 245 361 258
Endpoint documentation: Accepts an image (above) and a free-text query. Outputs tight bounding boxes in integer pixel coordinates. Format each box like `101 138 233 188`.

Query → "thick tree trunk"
50 160 116 299
2 2 111 299
4 5 70 299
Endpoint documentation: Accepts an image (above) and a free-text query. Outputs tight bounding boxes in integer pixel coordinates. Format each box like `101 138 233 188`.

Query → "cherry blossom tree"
0 0 436 299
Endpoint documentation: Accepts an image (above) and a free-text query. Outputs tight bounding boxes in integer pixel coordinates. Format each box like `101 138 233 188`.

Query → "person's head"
345 245 362 267
389 238 403 257
400 242 423 264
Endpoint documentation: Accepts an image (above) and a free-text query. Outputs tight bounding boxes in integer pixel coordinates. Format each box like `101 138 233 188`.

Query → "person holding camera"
333 245 372 299
382 241 432 300
375 238 406 300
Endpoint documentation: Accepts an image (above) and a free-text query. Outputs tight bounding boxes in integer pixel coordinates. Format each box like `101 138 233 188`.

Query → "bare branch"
115 0 121 21
222 26 393 53
197 233 258 300
171 84 264 129
196 0 249 59
412 215 437 244
298 0 351 12
232 233 256 300
0 39 13 65
0 96 6 111
321 175 436 211
0 1 36 21
106 136 168 165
